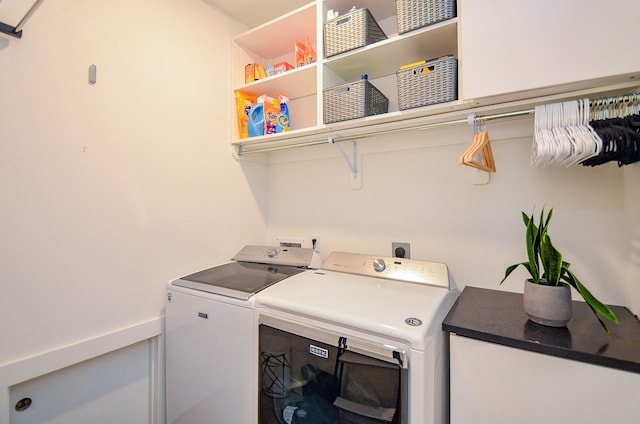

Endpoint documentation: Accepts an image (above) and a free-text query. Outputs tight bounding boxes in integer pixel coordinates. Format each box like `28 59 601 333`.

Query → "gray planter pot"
523 279 572 327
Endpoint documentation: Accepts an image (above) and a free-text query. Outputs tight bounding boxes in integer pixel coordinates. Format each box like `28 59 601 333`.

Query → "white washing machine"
254 252 459 424
165 245 316 424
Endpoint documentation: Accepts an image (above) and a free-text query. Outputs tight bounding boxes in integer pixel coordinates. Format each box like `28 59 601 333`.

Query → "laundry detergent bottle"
247 102 265 137
276 93 290 133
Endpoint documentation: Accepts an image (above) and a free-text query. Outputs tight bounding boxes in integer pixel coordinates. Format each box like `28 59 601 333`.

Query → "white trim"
148 326 166 424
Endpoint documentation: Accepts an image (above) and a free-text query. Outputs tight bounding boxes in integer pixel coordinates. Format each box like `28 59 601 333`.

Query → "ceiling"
2 1 397 37
201 0 311 29
2 0 396 38
0 0 311 36
0 0 31 27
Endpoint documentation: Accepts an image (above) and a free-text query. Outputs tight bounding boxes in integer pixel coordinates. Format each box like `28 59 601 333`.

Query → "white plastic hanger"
532 99 603 168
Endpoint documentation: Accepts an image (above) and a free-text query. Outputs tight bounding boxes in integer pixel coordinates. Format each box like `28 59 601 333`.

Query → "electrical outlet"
392 242 410 259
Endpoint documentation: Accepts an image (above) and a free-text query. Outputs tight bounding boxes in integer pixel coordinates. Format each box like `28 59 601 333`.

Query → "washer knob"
373 258 386 272
267 249 278 258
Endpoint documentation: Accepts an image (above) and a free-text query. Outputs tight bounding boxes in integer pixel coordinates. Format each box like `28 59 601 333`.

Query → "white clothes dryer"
254 251 459 424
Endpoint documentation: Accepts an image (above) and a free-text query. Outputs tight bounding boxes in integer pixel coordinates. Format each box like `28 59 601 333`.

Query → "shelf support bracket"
329 135 358 178
329 135 361 189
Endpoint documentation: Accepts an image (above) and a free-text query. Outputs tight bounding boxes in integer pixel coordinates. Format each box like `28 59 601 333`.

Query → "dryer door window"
258 324 407 424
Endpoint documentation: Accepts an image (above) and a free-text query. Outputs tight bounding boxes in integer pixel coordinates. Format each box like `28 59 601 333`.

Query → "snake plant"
500 208 619 332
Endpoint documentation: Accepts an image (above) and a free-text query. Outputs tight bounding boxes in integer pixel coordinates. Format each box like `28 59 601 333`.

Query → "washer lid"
172 261 306 300
254 269 458 350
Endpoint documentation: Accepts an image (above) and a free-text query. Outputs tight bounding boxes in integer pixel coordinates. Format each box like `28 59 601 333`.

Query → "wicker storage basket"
397 55 457 110
396 0 457 35
324 79 389 124
324 8 387 58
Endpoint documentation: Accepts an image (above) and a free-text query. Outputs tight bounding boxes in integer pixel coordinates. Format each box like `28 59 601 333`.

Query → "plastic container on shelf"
323 74 389 124
323 8 387 58
395 0 457 35
396 55 458 110
247 103 265 137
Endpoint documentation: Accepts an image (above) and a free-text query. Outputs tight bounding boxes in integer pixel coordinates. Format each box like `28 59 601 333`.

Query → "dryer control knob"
373 258 386 272
267 249 278 258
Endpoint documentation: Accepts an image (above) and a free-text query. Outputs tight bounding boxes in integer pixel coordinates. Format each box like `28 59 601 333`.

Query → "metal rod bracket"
329 136 358 179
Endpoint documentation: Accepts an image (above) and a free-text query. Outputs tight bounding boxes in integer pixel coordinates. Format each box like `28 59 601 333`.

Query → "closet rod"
237 108 535 155
589 93 639 109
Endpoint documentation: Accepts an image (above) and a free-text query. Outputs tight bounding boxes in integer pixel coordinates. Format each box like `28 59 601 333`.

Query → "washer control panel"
321 252 450 289
232 245 315 267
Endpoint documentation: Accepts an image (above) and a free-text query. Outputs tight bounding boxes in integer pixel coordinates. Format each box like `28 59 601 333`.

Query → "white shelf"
232 75 640 154
226 0 640 157
229 1 469 151
323 19 458 82
232 97 470 154
233 3 317 59
231 2 463 147
234 63 317 99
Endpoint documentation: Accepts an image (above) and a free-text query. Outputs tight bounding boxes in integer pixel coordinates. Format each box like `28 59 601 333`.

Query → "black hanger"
582 113 640 167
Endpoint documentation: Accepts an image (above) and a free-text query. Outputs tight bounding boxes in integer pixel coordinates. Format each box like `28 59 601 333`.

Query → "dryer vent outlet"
392 242 410 259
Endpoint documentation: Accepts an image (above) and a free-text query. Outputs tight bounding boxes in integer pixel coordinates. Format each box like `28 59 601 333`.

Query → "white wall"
624 165 640 314
265 117 640 314
1 0 639 421
0 0 265 420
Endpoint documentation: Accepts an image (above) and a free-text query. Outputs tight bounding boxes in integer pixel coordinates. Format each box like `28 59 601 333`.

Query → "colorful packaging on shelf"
235 91 257 139
295 37 316 67
245 63 266 83
266 65 275 77
274 62 294 75
304 36 316 64
276 93 290 133
295 42 306 68
260 94 281 135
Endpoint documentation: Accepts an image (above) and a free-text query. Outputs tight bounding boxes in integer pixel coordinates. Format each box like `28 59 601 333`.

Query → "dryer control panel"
321 252 450 289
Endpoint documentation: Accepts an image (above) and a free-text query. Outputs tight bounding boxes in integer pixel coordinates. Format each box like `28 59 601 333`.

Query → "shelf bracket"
329 135 361 189
329 136 357 179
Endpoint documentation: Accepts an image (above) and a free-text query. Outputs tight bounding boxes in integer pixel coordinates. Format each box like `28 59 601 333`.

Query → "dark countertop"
442 286 640 374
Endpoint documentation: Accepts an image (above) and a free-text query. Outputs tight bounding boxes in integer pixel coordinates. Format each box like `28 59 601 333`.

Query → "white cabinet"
450 335 640 423
443 287 640 424
228 0 640 154
460 0 640 100
231 0 462 153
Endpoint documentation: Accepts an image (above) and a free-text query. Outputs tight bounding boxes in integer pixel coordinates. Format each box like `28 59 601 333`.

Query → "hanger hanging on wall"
459 116 496 172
